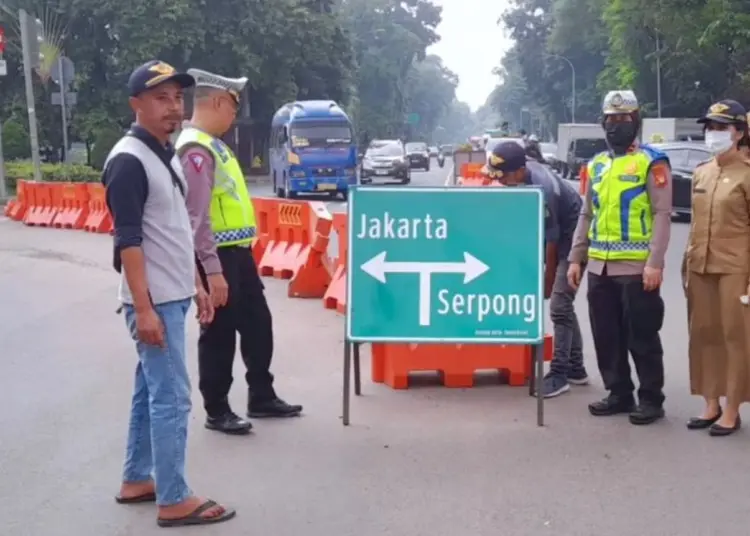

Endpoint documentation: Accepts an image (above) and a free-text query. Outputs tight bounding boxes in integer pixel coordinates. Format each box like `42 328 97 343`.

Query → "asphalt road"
248 160 454 213
1 166 748 535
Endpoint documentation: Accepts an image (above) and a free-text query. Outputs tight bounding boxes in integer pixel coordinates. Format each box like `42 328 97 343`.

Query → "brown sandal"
156 499 236 528
115 492 156 504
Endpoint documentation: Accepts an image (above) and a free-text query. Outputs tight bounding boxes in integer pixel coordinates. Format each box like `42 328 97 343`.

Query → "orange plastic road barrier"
322 212 348 313
258 199 333 299
251 197 275 266
23 182 57 226
578 166 587 194
52 183 90 229
3 199 15 217
460 162 484 178
5 180 30 221
458 176 490 186
370 334 554 389
82 183 113 233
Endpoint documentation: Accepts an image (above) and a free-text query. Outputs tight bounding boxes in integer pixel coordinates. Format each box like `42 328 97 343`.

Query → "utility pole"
655 32 663 118
19 9 44 181
58 55 69 162
0 24 7 200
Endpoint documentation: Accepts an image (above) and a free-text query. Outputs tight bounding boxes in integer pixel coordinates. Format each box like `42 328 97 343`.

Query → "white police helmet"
602 90 639 115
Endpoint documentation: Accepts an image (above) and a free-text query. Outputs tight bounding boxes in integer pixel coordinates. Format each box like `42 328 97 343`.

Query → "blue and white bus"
269 100 357 200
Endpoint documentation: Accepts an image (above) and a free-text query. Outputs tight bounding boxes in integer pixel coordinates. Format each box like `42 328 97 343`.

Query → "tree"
1 0 467 160
341 0 442 141
403 54 458 140
489 0 750 138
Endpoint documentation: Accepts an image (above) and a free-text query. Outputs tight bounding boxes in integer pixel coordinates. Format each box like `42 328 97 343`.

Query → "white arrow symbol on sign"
360 251 490 326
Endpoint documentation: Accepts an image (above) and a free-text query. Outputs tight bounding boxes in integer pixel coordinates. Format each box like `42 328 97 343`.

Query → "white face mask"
705 130 735 154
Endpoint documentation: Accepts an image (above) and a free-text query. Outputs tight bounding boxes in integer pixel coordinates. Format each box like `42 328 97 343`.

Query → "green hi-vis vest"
586 149 658 261
176 127 257 247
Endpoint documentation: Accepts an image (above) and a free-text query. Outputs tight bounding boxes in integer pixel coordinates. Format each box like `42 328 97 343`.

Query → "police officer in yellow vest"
176 69 302 435
567 90 673 425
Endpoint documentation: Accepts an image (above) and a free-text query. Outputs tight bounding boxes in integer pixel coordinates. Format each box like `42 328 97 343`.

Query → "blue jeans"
122 298 193 506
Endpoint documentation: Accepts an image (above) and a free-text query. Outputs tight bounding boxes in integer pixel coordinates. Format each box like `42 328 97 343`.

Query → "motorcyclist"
525 134 545 164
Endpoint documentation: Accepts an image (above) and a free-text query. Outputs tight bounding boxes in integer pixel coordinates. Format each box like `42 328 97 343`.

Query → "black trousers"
198 246 276 417
587 270 665 406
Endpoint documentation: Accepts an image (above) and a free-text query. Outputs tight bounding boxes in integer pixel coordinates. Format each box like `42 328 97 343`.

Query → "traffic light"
26 17 44 69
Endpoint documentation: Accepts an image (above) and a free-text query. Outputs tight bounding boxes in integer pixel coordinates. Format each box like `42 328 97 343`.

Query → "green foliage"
1 0 468 157
89 127 124 170
491 0 750 136
2 119 31 161
4 161 100 192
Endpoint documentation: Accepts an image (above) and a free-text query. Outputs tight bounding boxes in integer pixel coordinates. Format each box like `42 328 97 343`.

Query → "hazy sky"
428 0 513 111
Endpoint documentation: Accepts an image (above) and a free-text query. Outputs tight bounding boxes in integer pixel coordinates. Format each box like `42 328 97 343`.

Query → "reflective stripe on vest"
175 127 257 247
586 149 654 261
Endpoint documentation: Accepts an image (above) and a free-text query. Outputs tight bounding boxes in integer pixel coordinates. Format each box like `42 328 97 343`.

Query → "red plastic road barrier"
370 335 554 389
322 212 348 314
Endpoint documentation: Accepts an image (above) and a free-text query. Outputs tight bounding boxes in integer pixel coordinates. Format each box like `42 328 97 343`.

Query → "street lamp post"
545 54 576 123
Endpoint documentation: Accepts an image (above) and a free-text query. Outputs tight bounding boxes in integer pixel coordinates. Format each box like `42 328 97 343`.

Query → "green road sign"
406 112 420 125
346 186 544 344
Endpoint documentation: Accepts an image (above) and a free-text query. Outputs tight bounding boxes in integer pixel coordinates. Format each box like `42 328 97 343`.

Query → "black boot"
629 403 665 425
588 395 636 417
205 411 253 434
248 397 303 418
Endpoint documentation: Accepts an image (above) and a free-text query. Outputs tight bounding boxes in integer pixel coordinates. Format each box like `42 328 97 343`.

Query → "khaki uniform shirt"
683 156 750 281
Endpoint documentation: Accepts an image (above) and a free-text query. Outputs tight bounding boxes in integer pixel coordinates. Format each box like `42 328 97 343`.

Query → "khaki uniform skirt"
687 272 750 401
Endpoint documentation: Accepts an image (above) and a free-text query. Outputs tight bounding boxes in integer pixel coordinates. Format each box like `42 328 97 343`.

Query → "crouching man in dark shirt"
483 142 589 398
103 60 235 528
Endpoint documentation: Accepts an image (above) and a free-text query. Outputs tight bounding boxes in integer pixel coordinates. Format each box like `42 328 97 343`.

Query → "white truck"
555 123 606 179
640 118 703 142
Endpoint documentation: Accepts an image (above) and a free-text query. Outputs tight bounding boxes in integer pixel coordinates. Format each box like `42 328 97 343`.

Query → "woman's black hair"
736 119 750 148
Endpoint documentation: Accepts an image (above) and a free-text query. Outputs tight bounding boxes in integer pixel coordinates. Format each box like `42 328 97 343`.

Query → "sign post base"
341 340 362 426
528 343 545 426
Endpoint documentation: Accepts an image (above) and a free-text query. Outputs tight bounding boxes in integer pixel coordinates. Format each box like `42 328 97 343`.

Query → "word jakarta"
356 212 447 239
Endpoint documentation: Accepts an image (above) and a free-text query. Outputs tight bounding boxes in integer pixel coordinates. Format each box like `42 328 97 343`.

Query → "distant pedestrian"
483 142 588 398
103 59 235 527
176 68 302 435
568 90 671 425
683 99 750 436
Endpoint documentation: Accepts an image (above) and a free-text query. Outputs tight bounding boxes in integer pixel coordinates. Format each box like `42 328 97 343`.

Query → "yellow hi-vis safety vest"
176 127 257 247
586 147 665 261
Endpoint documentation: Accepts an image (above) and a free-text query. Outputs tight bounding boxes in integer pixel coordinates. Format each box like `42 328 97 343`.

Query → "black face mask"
605 122 638 154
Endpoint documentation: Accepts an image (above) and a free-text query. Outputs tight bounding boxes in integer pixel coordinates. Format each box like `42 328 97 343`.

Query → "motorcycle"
437 153 445 168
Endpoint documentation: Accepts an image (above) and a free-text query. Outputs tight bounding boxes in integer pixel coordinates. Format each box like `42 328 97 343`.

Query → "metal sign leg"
353 343 362 396
342 340 352 426
535 343 545 426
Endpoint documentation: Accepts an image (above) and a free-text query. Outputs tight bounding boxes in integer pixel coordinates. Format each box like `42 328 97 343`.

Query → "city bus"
269 100 357 200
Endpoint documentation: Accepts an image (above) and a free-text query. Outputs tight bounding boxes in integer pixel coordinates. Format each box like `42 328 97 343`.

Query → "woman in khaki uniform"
683 99 750 437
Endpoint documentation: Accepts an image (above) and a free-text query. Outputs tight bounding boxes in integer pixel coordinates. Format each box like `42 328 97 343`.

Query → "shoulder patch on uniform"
651 161 669 188
187 152 205 172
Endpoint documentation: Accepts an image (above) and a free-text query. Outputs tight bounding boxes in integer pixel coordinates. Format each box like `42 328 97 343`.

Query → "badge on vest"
211 139 230 163
618 174 640 182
